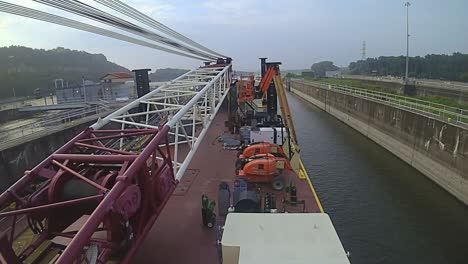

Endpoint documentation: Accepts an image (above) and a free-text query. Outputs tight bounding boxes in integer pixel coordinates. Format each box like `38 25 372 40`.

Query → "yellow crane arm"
271 67 324 213
273 74 298 145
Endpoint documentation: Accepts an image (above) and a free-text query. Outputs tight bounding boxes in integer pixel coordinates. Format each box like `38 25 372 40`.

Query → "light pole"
82 76 87 103
8 55 16 99
405 2 411 84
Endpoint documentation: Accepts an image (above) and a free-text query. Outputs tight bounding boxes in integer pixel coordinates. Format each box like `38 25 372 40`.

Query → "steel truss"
0 64 232 263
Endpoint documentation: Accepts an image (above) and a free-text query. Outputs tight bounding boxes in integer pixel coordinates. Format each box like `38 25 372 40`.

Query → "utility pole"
9 56 16 99
405 2 411 83
82 76 87 103
361 41 366 61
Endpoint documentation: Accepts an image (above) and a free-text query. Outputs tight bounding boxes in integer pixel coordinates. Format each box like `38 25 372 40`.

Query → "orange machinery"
258 65 277 99
237 75 255 103
236 154 292 190
237 142 286 159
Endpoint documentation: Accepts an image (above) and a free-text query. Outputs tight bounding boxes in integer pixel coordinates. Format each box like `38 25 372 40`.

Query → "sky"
1 0 467 71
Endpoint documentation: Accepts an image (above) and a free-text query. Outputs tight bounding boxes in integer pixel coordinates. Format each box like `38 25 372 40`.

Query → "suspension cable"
33 0 218 60
93 0 226 58
0 1 211 61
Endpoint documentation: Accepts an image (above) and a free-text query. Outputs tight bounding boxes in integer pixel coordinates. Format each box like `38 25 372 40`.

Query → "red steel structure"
0 64 232 263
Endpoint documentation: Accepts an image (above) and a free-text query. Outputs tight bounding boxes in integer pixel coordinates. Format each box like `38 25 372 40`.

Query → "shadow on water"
288 92 468 264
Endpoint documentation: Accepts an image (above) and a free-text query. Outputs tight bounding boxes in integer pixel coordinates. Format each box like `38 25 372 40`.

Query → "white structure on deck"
222 213 350 264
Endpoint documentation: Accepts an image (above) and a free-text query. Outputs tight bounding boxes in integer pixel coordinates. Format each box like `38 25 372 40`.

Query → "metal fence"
295 79 468 127
342 75 468 92
56 83 136 104
0 102 116 147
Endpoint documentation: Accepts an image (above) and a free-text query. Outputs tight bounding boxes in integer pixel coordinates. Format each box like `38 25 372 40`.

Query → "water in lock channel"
288 93 468 264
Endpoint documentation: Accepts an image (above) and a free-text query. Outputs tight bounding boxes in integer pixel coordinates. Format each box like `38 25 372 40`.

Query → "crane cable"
93 0 226 58
0 1 210 61
33 0 218 61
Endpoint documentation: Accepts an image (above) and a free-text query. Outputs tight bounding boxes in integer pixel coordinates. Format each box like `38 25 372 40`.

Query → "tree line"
348 52 468 82
0 46 129 98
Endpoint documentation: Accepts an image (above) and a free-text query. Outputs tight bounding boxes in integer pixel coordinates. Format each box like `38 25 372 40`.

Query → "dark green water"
288 93 468 264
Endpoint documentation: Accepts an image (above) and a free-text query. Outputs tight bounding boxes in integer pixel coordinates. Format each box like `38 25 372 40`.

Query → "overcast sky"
1 0 467 71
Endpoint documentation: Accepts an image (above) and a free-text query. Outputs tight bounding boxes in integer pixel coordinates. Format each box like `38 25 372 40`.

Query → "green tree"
347 53 468 82
284 73 298 79
310 61 339 76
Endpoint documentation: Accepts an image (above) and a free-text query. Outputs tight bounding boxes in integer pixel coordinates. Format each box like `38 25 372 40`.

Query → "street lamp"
8 55 16 99
82 76 87 103
404 2 411 84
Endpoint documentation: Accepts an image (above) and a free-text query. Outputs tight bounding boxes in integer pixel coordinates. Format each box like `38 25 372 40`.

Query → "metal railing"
342 75 468 92
295 79 468 126
0 102 117 147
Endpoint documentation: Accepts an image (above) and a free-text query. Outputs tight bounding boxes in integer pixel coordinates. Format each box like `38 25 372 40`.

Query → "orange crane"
242 59 307 179
258 65 277 99
258 63 298 144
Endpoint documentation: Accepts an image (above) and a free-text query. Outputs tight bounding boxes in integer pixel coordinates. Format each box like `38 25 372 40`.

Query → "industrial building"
55 72 136 103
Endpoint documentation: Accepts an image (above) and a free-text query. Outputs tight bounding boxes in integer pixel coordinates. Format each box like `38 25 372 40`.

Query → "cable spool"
62 179 99 201
233 178 248 206
234 191 261 213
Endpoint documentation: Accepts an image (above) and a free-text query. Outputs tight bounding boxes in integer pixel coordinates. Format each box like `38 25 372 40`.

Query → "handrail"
293 79 468 126
0 103 117 145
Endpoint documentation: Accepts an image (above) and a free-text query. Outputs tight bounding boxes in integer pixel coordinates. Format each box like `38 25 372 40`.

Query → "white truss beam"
91 64 232 180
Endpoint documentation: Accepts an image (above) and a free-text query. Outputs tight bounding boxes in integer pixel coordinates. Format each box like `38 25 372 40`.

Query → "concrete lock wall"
290 80 468 205
0 121 93 193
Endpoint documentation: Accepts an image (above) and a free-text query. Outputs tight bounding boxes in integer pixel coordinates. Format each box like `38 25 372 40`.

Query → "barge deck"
134 111 323 263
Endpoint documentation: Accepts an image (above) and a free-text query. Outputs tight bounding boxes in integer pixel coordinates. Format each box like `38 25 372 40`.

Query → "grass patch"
414 95 468 110
313 77 399 93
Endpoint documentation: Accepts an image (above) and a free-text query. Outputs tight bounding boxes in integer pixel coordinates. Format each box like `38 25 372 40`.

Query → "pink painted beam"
78 131 157 143
55 125 171 263
91 129 158 134
0 194 104 218
52 154 139 163
74 142 136 155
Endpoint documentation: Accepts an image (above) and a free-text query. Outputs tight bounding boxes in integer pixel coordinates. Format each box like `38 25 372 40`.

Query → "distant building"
56 72 136 104
100 72 135 100
325 70 343 78
55 81 102 104
100 72 133 83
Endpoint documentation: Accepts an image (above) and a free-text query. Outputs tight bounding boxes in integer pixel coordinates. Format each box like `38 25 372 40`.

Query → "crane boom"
273 74 298 145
